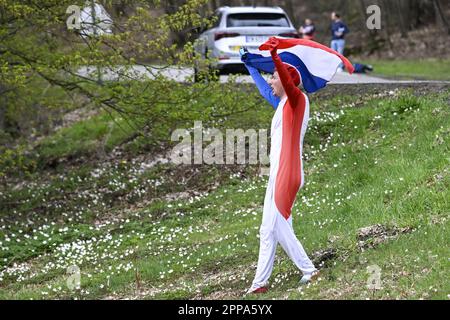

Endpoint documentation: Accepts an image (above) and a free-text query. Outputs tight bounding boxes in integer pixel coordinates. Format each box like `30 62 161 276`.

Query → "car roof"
217 6 286 14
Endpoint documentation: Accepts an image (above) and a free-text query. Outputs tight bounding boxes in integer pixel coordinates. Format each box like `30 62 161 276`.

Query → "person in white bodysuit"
240 39 319 294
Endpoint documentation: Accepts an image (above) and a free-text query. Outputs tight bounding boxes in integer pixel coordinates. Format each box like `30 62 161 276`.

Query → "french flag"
245 38 354 93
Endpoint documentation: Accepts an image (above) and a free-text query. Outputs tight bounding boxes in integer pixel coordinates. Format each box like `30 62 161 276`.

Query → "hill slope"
0 86 449 299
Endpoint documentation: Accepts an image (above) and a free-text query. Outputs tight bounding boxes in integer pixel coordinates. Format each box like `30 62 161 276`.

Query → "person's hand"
258 37 282 51
239 47 249 63
267 37 280 52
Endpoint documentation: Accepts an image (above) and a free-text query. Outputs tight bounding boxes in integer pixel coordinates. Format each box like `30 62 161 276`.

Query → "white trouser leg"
274 213 316 275
249 221 277 290
249 181 278 291
249 179 316 292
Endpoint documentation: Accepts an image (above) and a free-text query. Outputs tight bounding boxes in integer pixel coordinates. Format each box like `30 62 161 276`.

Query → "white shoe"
299 270 320 285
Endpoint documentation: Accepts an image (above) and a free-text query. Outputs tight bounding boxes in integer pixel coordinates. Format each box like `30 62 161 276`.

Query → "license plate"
245 35 268 43
229 45 259 53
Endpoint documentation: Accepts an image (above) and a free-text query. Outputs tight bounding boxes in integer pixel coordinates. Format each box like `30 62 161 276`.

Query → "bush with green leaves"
0 0 240 177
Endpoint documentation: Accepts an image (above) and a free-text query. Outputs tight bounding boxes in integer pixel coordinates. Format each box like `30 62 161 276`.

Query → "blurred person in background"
330 12 349 72
299 18 316 40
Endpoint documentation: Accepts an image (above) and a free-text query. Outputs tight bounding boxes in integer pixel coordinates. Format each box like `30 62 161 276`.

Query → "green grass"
362 58 450 80
35 112 136 164
0 88 448 300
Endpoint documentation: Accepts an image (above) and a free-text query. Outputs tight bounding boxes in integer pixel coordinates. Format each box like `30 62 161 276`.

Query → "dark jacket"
331 21 349 40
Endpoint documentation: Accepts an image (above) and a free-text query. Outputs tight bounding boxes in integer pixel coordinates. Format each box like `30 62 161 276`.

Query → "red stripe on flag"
259 38 355 74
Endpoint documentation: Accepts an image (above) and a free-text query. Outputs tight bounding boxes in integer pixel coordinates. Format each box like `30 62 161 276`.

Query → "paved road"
77 65 450 85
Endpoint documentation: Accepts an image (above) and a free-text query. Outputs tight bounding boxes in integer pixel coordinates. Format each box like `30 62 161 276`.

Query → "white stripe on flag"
259 44 342 80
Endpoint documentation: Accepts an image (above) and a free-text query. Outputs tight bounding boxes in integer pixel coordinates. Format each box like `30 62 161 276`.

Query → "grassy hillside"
0 86 448 300
362 59 450 81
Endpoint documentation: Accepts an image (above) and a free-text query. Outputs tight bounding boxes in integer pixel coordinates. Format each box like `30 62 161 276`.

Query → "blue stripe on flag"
280 52 328 93
244 52 329 93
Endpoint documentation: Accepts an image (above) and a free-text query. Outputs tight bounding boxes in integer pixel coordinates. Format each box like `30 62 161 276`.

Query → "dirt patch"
357 224 413 250
311 248 338 268
59 107 100 130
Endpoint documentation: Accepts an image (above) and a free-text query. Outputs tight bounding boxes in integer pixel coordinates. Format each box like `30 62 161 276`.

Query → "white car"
194 6 299 80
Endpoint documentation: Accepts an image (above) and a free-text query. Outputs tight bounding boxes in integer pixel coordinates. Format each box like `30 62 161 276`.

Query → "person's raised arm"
267 38 304 108
240 48 280 109
245 65 280 109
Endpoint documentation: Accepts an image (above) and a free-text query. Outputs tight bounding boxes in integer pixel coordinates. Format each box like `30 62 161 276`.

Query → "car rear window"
226 13 289 27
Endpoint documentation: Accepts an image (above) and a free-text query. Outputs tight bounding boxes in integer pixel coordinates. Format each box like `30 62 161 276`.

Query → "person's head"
268 71 284 97
305 18 312 25
268 67 301 97
331 12 340 21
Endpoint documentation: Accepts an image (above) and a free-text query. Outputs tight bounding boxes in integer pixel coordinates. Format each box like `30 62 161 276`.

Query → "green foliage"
0 90 448 299
0 0 217 121
0 144 36 181
0 0 224 175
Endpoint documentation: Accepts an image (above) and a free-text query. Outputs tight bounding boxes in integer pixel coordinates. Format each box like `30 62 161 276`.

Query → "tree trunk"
380 0 394 50
433 0 450 34
358 0 368 30
284 0 297 27
0 82 8 132
395 0 408 38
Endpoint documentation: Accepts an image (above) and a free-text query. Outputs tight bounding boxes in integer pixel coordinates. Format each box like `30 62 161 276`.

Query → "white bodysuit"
246 51 317 292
